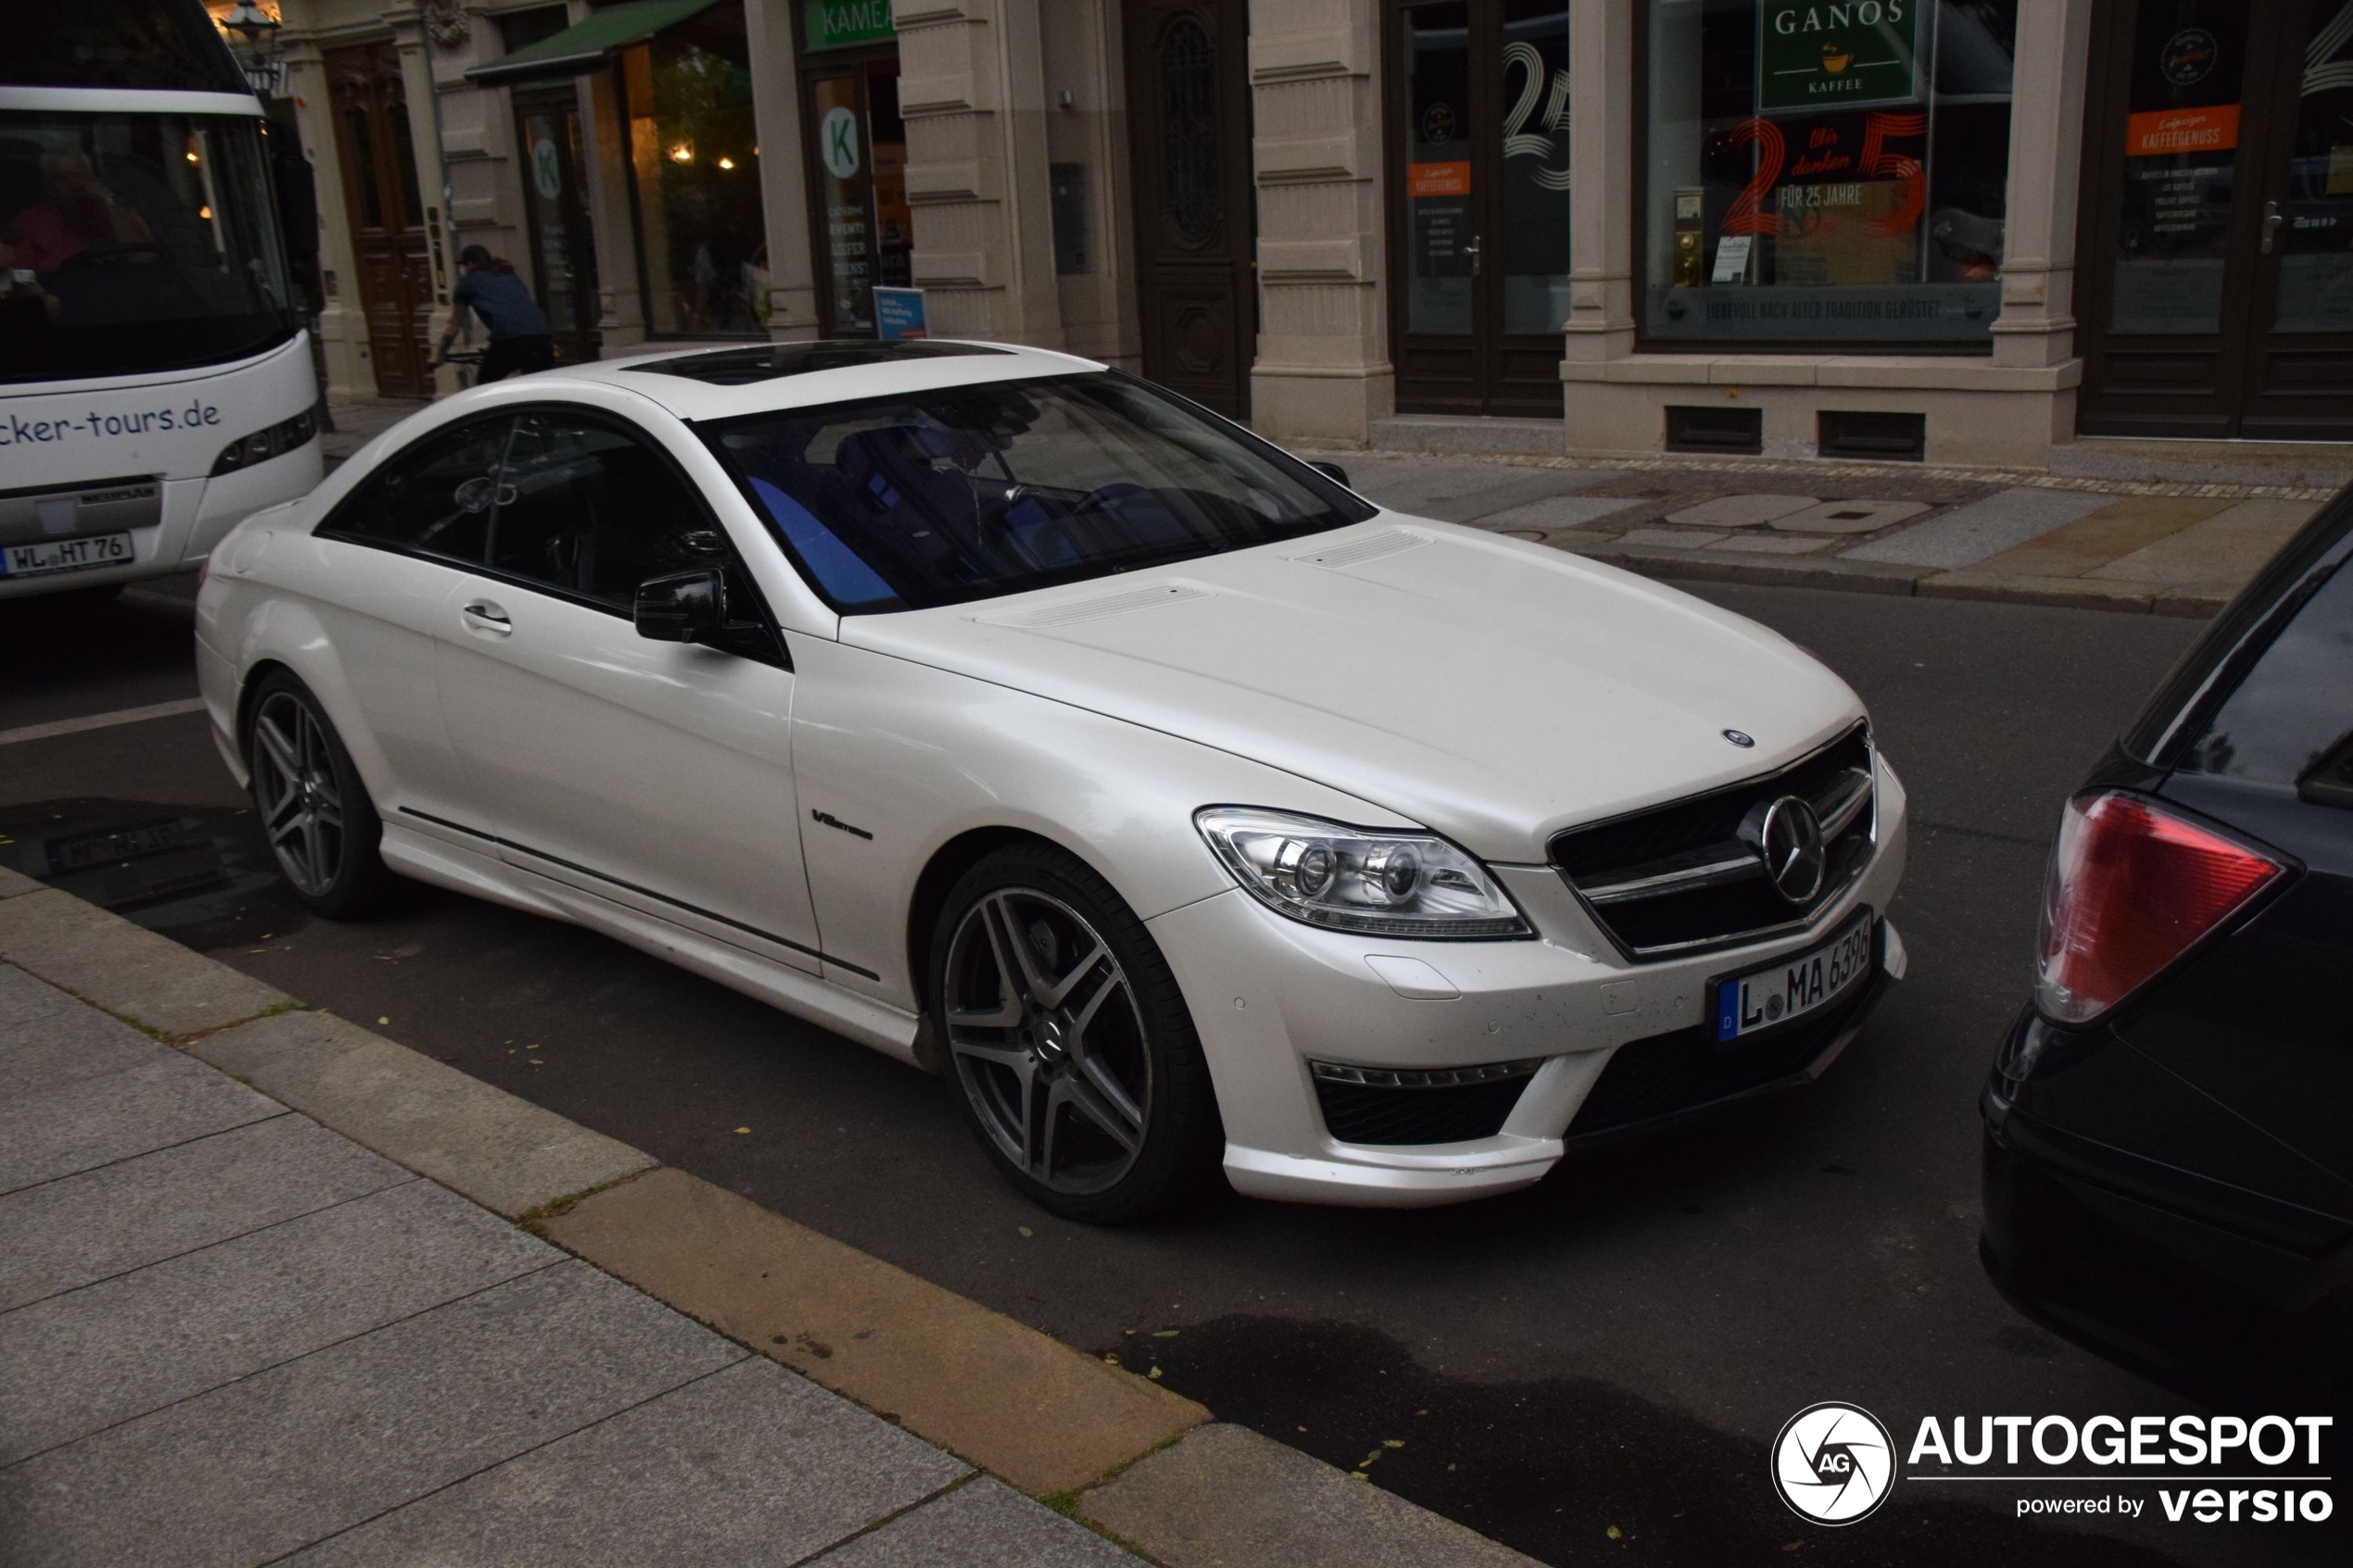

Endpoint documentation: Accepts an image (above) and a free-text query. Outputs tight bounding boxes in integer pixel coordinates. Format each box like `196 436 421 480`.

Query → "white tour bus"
3 6 322 600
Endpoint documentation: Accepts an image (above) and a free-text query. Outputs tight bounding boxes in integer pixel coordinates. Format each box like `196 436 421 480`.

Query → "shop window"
1642 0 2017 349
804 58 910 336
619 1 767 336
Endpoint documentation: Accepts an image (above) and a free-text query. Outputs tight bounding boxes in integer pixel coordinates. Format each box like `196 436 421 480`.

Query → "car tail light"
2034 792 2284 1024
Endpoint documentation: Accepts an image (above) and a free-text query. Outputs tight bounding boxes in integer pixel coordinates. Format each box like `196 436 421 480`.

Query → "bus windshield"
1 111 296 385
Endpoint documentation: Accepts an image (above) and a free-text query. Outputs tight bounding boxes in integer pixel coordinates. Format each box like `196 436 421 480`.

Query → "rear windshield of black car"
699 373 1375 613
2124 492 2353 769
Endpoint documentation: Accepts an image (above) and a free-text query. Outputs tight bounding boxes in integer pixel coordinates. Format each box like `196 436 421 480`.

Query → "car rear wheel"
930 844 1220 1223
245 672 394 919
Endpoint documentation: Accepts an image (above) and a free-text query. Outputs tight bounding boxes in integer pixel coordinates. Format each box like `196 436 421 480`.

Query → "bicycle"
433 339 484 390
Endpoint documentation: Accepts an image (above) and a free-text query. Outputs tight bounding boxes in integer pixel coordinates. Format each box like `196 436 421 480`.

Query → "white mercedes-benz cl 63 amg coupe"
196 340 1908 1222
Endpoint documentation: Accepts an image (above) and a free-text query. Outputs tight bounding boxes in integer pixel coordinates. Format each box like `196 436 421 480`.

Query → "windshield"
705 373 1376 612
22 8 250 92
0 112 296 384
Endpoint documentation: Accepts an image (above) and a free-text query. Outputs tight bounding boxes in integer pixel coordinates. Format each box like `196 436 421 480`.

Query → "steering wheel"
1067 482 1151 523
59 242 168 269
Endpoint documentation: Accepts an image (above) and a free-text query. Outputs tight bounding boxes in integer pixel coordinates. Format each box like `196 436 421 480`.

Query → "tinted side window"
2181 559 2353 786
488 412 731 610
320 417 511 563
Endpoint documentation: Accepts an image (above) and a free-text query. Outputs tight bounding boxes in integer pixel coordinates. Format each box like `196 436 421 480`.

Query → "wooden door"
514 89 601 364
1386 0 1571 418
326 44 434 398
2077 1 2353 439
1124 0 1255 419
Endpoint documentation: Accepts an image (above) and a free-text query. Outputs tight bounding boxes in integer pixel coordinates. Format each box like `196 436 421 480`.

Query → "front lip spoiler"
1556 955 1890 1155
1554 1014 1871 1155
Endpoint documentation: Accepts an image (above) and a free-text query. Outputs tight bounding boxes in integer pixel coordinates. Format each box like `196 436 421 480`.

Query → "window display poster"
1756 1 1929 116
1774 179 1918 285
2107 7 2245 333
1712 233 1754 283
874 286 925 340
1412 160 1472 277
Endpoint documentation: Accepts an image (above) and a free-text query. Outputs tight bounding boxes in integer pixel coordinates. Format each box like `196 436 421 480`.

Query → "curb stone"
1571 539 2218 614
0 882 1533 1567
0 887 293 1037
1306 445 2342 503
1574 541 1931 597
541 1166 1208 1496
188 1009 657 1221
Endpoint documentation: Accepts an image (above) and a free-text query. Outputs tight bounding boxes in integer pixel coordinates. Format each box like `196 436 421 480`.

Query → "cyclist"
437 244 552 383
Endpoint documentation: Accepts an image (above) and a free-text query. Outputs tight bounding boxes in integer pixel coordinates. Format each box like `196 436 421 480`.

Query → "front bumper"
1148 759 1908 1207
0 439 321 600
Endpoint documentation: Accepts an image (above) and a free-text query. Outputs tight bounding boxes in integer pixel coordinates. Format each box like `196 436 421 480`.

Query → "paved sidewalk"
0 903 1130 1565
1304 447 2338 616
320 395 421 472
0 868 1542 1568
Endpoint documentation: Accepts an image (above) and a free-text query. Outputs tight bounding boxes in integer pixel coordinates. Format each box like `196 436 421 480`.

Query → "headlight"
211 408 318 476
1194 807 1531 938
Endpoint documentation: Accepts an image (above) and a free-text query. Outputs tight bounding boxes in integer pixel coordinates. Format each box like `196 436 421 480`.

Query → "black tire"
928 842 1221 1223
244 671 395 919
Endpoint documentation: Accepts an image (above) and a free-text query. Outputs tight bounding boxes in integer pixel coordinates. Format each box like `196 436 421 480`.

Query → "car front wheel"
245 672 394 919
930 844 1220 1223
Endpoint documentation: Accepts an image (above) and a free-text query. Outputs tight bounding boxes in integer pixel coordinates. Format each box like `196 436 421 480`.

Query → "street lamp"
217 3 285 97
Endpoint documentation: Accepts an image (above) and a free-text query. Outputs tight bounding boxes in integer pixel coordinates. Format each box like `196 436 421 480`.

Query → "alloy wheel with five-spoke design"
250 688 348 898
943 887 1152 1197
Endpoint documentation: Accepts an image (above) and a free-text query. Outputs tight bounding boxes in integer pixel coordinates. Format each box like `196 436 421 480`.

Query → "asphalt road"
3 575 2339 1567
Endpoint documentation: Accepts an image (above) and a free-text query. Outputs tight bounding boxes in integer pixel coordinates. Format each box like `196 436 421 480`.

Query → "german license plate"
2 532 132 578
1712 909 1875 1044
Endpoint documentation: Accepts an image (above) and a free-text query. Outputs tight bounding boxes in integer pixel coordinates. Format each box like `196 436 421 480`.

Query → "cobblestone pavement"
1301 448 2338 615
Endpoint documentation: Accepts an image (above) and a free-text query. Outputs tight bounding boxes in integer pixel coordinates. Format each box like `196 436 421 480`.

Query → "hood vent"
1293 529 1430 570
983 583 1212 630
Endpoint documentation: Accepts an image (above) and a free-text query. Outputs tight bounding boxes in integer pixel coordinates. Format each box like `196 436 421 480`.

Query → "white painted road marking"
0 697 208 747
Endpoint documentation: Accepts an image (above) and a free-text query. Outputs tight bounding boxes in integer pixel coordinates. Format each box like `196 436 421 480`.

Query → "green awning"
464 0 722 85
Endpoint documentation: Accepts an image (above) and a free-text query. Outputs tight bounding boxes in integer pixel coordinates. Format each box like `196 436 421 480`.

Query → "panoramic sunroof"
626 340 1010 386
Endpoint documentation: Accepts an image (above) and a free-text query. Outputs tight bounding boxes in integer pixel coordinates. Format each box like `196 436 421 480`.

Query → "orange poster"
1408 160 1470 197
2125 106 2240 157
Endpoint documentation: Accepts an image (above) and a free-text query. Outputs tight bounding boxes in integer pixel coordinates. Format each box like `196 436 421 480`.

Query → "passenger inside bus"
1 148 155 275
0 115 293 380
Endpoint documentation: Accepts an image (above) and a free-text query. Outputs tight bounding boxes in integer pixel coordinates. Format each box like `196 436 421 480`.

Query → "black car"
1981 494 2353 1413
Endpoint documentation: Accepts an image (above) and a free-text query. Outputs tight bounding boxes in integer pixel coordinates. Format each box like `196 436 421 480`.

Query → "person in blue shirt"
438 245 553 383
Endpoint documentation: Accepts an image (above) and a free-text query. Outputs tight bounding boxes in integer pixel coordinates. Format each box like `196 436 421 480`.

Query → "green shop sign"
805 0 895 51
1757 1 1927 115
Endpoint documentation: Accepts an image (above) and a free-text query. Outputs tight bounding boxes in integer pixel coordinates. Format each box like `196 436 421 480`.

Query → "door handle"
460 600 512 635
1466 234 1482 276
2261 201 2283 256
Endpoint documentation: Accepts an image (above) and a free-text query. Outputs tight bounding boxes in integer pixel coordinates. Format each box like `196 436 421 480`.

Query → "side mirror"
1306 459 1352 489
635 567 724 643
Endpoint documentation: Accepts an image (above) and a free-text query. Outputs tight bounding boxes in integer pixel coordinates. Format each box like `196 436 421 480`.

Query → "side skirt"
377 822 925 1067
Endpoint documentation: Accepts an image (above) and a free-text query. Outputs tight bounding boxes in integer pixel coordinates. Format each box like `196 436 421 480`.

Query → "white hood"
840 521 1865 861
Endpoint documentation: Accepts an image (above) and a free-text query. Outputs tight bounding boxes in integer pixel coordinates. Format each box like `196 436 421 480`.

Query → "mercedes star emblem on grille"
1749 795 1827 905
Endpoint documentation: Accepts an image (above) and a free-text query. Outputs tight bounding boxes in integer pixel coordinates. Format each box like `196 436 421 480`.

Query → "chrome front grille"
1550 725 1875 961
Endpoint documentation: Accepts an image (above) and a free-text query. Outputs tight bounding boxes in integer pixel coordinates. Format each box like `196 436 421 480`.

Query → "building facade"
260 1 2353 470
